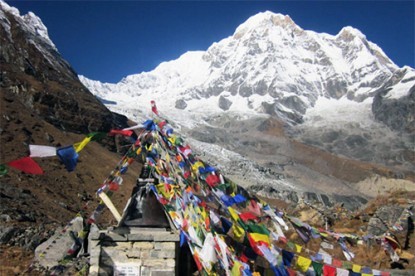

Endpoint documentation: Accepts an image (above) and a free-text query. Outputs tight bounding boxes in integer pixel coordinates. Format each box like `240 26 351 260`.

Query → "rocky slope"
0 1 118 133
0 1 141 273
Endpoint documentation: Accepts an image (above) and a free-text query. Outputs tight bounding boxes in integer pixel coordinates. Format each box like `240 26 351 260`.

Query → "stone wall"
89 227 179 276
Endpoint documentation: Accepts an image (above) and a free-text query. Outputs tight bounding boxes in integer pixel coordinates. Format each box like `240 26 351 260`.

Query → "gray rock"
280 96 307 114
0 214 12 222
218 96 232 111
0 226 19 244
34 216 84 269
368 205 404 236
175 99 187 110
372 68 415 133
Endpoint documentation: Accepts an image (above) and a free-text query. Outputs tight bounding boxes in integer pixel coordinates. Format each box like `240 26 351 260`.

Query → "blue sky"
7 1 415 83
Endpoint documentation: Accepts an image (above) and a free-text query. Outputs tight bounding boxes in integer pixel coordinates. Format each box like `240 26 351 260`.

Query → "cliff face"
0 1 136 263
372 67 415 133
0 1 118 133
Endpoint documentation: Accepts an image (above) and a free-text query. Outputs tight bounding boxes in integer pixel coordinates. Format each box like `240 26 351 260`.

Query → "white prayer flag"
29 145 57 157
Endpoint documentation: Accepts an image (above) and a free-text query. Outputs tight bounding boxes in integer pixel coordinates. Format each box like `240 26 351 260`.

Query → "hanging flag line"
129 117 401 275
65 128 147 259
2 101 410 273
0 131 133 176
74 102 401 275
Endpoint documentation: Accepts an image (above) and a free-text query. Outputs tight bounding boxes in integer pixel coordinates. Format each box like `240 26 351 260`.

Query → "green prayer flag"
87 132 107 141
246 223 270 235
312 261 323 276
0 164 8 176
342 261 353 270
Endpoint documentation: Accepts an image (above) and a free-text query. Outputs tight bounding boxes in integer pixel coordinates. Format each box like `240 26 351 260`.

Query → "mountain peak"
337 26 366 41
0 0 56 50
233 11 301 39
23 11 56 49
0 0 19 17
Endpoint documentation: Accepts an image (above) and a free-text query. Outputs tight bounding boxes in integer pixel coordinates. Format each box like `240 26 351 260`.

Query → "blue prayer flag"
57 145 79 172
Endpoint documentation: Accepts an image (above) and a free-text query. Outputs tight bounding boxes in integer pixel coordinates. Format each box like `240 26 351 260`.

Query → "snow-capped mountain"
80 12 414 180
81 12 412 126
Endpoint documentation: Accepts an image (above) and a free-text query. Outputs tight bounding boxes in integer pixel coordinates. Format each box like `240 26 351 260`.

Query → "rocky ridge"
0 1 140 274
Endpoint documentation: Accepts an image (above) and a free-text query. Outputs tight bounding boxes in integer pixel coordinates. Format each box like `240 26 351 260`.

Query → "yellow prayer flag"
320 232 329 238
73 136 92 153
352 264 362 273
191 161 204 172
295 243 302 253
228 207 240 222
231 260 243 276
296 256 312 272
249 232 270 245
230 223 245 242
156 183 174 199
200 207 208 221
168 135 176 145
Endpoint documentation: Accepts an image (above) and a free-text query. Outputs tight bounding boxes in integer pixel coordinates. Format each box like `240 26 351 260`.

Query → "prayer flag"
233 194 247 204
109 129 133 136
296 256 312 272
143 119 156 131
336 268 349 276
230 223 245 242
221 195 236 207
282 250 294 267
239 212 259 222
352 264 362 273
57 146 79 172
180 230 187 246
87 132 107 141
7 156 43 175
323 265 336 276
198 165 216 174
246 223 270 236
205 174 220 187
29 145 57 157
231 260 243 276
151 100 159 115
294 243 302 253
248 232 270 246
73 136 92 152
199 233 217 272
0 164 8 176
312 261 323 276
257 244 278 266
332 258 343 267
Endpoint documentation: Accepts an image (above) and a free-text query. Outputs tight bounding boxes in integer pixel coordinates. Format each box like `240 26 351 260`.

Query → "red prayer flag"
151 100 159 115
205 174 220 187
247 233 263 256
158 121 166 129
109 129 133 136
239 212 260 222
332 258 342 268
193 252 203 271
247 199 262 217
323 265 336 276
7 156 44 175
286 268 296 276
239 253 249 263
